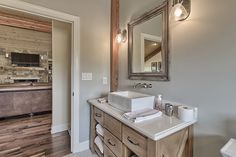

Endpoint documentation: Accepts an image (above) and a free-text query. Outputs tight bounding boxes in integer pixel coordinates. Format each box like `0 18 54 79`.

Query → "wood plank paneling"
0 25 52 52
0 114 71 157
0 12 52 33
110 0 119 92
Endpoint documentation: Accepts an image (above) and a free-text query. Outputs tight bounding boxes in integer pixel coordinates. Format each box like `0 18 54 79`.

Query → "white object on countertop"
156 94 163 110
108 91 155 112
96 124 104 137
123 108 162 123
94 136 104 154
221 139 236 157
178 106 198 122
97 97 107 103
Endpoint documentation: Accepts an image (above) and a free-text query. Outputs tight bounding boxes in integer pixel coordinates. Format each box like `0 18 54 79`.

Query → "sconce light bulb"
174 7 183 17
116 29 127 43
116 33 122 43
171 2 189 21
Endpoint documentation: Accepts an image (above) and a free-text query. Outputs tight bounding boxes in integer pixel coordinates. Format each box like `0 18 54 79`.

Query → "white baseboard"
51 123 69 134
73 140 89 153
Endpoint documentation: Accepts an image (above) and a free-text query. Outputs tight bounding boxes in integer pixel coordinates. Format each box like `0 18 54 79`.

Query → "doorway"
0 0 80 153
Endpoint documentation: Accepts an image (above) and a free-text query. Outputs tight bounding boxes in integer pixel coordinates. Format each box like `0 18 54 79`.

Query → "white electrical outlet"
82 73 92 80
103 77 108 85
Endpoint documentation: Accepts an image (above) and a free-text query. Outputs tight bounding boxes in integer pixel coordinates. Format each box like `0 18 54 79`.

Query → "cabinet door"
13 91 32 116
0 92 14 117
31 90 52 113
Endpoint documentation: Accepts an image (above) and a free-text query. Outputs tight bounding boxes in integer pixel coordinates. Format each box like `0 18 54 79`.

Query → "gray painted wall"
119 0 236 157
52 20 71 133
20 0 111 142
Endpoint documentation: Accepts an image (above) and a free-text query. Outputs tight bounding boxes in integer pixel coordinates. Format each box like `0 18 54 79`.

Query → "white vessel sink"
108 91 155 112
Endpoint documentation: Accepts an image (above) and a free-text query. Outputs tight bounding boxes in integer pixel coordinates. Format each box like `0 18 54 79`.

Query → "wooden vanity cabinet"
90 106 193 157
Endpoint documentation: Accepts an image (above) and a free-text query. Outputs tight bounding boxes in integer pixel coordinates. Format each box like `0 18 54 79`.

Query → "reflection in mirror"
133 14 162 73
128 1 169 81
144 39 162 72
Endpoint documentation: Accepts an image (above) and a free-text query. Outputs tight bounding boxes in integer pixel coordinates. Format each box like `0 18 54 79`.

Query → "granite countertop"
0 83 52 92
88 99 197 141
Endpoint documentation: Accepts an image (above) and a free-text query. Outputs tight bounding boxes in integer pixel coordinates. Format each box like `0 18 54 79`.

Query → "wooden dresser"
89 99 197 157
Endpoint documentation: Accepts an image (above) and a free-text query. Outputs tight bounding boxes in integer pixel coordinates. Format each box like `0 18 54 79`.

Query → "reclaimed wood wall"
0 25 52 53
0 12 52 84
0 12 52 33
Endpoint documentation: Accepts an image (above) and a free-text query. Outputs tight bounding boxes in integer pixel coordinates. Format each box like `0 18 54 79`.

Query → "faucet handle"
148 84 152 88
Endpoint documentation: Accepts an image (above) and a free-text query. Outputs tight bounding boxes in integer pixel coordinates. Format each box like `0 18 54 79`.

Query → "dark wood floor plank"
0 113 71 157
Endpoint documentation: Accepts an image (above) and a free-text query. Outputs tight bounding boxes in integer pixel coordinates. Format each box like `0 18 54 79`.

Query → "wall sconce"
116 29 127 43
171 0 191 21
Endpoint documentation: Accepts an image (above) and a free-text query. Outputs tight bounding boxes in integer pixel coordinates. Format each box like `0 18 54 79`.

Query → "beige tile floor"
64 150 98 157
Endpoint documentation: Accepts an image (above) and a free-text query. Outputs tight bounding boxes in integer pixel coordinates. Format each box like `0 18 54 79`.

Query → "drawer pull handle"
127 136 139 146
95 113 102 117
108 139 116 146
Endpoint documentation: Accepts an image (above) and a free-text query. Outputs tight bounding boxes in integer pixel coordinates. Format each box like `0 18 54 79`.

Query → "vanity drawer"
104 144 117 157
104 129 122 157
94 107 104 126
122 125 147 157
104 113 122 140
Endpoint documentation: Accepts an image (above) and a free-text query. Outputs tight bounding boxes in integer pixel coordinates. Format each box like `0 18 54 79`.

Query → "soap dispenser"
156 95 163 111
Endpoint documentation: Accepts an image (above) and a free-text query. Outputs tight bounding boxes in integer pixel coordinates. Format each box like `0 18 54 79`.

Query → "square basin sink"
108 91 155 112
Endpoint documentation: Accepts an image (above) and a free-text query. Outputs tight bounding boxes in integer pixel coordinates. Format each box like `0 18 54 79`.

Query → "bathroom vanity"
89 99 197 157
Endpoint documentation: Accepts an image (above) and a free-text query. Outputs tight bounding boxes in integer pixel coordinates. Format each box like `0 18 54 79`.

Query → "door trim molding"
0 0 81 153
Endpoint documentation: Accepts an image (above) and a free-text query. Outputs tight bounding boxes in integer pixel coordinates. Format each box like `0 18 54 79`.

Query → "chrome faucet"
133 83 152 89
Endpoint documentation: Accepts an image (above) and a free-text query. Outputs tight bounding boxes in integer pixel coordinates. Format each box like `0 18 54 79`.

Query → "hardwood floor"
0 113 71 157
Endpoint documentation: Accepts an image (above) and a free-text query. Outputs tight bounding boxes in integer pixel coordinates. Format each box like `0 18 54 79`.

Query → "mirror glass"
128 1 169 81
133 15 162 73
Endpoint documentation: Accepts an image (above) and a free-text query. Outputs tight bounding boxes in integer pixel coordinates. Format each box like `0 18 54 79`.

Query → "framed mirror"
128 1 169 81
